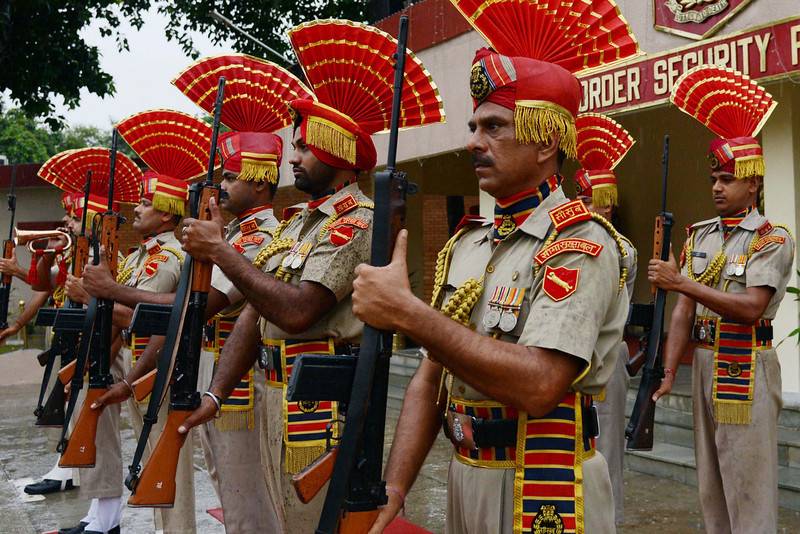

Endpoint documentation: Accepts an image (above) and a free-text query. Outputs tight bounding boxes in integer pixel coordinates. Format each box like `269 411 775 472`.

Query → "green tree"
0 1 371 127
0 109 52 163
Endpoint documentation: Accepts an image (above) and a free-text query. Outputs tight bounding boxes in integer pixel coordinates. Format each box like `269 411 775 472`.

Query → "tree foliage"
0 1 371 128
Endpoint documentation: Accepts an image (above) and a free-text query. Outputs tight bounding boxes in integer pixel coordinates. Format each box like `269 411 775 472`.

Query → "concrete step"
626 442 800 511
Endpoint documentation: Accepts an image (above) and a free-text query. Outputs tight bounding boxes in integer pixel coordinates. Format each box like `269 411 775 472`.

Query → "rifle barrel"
661 135 669 213
80 171 92 237
384 17 408 171
107 130 118 211
7 164 17 241
205 77 226 187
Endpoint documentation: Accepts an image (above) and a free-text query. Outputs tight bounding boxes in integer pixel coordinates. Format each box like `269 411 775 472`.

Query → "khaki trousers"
121 347 196 534
595 341 629 525
445 451 615 533
198 351 280 534
692 346 781 534
260 384 328 534
77 354 124 500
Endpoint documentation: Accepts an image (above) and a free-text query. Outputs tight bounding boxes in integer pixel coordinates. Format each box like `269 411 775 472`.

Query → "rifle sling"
35 345 57 413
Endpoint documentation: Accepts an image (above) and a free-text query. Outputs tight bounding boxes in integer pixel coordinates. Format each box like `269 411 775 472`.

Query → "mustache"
471 154 494 167
292 165 307 175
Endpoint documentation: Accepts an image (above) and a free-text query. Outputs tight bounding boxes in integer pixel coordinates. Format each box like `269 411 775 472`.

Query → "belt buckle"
257 345 272 370
446 411 478 451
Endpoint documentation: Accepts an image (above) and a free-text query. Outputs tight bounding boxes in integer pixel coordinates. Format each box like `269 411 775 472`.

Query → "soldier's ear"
536 134 560 164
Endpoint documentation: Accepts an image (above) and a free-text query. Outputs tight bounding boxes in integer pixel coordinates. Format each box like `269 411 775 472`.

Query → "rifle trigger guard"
56 439 67 454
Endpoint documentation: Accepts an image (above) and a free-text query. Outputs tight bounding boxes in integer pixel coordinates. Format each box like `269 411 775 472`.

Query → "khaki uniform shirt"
119 230 184 292
211 206 278 310
259 183 374 343
621 235 637 302
682 209 794 320
444 188 629 399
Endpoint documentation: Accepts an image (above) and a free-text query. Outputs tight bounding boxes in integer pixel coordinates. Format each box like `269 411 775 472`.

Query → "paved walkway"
1 348 799 532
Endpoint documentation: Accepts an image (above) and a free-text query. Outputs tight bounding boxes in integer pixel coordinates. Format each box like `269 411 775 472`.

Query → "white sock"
85 496 122 532
42 460 73 482
80 498 98 525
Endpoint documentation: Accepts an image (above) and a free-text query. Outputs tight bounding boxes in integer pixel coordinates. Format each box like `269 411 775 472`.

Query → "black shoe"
84 526 119 534
57 522 88 534
24 478 75 495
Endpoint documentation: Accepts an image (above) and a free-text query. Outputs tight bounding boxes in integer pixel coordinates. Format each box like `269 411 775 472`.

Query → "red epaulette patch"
144 254 168 278
332 216 369 230
455 215 487 234
549 200 591 232
753 235 786 251
333 194 358 215
145 241 162 255
240 219 259 235
282 206 302 220
758 221 774 237
534 238 603 266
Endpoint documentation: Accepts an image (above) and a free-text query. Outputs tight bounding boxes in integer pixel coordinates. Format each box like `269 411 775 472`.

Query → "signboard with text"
654 0 755 40
579 16 800 115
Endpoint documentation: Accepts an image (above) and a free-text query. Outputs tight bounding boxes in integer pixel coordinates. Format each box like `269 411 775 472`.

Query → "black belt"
444 401 599 450
692 318 773 344
257 341 356 371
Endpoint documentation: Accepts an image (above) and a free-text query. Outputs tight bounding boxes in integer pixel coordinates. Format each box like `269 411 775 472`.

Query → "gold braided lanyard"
116 246 184 285
251 202 375 280
534 213 629 292
429 228 485 406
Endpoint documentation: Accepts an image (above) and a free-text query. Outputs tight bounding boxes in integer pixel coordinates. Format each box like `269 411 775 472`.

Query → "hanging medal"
292 242 312 270
483 286 504 330
726 255 736 276
282 242 301 268
735 254 745 276
499 287 526 333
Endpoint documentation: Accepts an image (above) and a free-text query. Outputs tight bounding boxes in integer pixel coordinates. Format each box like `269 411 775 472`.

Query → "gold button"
512 271 519 281
486 265 495 273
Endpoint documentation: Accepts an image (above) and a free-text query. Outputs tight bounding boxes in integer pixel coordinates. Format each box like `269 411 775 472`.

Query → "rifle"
58 138 123 467
625 135 673 451
287 16 415 533
33 172 93 428
0 163 17 329
624 302 654 377
125 77 226 507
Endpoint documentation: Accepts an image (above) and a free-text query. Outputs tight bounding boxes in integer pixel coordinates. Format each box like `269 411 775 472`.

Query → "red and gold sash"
263 338 340 474
205 314 255 431
450 392 592 534
699 317 772 425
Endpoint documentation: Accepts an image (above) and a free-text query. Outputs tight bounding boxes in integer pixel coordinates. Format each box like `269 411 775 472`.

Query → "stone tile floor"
1 349 799 533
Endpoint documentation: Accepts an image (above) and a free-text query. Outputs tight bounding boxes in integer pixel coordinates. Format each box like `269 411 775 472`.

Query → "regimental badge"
727 361 742 377
665 0 729 25
655 0 751 41
470 63 491 102
533 504 564 534
298 400 319 414
496 214 517 238
542 265 579 302
329 225 355 247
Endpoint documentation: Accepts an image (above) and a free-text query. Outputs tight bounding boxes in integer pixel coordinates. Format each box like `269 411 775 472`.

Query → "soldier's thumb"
391 229 408 266
208 196 224 223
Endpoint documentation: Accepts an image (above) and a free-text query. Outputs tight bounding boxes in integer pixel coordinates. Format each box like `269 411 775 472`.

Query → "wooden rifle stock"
132 368 157 402
338 510 381 534
191 188 216 292
74 235 89 275
128 409 192 507
59 387 107 467
292 447 339 504
58 359 77 385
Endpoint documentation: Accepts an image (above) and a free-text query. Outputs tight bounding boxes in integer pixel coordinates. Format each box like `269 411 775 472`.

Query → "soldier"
649 65 794 533
350 1 639 532
574 113 638 525
70 111 210 534
175 19 444 532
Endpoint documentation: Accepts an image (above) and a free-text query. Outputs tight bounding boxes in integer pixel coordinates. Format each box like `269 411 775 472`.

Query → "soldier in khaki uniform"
574 113 639 525
76 110 218 534
649 66 794 534
350 3 639 532
176 20 444 532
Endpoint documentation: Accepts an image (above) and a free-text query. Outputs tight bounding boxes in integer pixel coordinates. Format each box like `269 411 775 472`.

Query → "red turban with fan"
117 110 218 216
287 19 446 172
574 113 635 208
38 147 141 211
451 0 640 159
671 65 776 179
173 54 312 184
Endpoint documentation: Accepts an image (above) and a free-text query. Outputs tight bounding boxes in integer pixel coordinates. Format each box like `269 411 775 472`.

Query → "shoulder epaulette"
454 214 487 234
688 217 718 233
548 199 592 231
282 206 303 220
156 245 185 264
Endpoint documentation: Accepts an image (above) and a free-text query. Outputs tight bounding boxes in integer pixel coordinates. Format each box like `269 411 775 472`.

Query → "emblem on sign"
654 0 752 40
542 265 579 302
